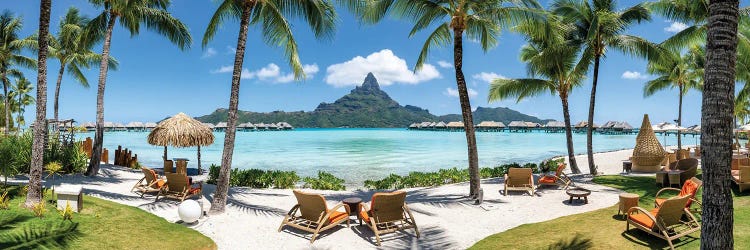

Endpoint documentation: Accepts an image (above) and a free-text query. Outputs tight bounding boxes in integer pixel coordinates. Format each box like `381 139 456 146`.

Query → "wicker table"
566 187 591 204
343 197 362 218
618 193 640 216
668 170 683 188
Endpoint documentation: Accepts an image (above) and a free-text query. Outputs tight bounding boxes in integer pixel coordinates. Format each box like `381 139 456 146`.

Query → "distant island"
195 73 550 128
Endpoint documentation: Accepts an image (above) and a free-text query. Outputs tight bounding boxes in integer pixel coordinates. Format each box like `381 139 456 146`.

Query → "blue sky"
6 0 748 126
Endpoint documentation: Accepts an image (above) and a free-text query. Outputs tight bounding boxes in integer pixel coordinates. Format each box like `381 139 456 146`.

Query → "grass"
0 186 216 249
470 174 750 249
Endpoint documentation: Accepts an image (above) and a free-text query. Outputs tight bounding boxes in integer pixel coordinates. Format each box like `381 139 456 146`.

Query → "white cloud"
665 22 688 33
437 60 453 68
444 87 478 98
214 63 320 83
241 68 254 79
256 64 281 80
621 71 647 80
472 72 507 83
210 65 233 74
324 49 441 87
201 47 217 59
226 45 236 54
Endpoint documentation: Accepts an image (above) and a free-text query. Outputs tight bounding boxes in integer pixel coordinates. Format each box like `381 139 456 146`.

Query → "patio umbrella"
147 113 214 173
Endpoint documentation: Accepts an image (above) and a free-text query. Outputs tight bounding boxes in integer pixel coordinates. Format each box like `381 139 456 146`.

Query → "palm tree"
202 0 337 213
648 0 749 50
643 48 702 150
83 0 191 176
9 77 34 128
50 7 117 125
552 0 657 175
700 0 740 248
489 16 590 174
343 0 541 199
25 0 51 209
0 11 36 134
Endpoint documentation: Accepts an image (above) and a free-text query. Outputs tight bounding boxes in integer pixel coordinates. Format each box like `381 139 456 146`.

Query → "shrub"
59 202 74 221
0 191 9 210
303 171 345 191
207 164 220 184
206 165 300 189
32 201 47 218
539 158 565 173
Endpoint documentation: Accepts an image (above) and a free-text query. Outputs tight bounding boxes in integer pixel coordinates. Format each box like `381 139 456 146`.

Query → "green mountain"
195 73 549 127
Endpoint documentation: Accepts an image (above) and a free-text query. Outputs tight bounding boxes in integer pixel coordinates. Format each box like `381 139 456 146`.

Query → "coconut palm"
643 48 702 150
342 0 542 199
552 0 658 175
489 16 590 174
701 0 741 248
9 77 34 128
202 0 337 213
0 11 36 134
50 7 117 125
83 0 191 176
648 0 749 50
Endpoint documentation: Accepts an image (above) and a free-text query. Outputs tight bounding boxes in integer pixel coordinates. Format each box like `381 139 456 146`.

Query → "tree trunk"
24 0 51 208
210 3 252 214
561 94 580 174
701 0 739 249
678 84 683 149
452 28 481 200
3 76 10 134
586 54 601 175
197 145 202 174
86 14 116 177
53 62 65 124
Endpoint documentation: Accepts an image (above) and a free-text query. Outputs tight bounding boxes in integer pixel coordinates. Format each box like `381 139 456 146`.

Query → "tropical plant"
303 171 345 191
700 0 741 248
488 15 590 174
552 0 658 175
83 0 191 177
59 202 74 222
32 201 47 218
342 0 542 201
202 0 337 213
45 162 63 197
0 191 9 209
643 47 703 150
49 7 118 124
648 0 749 50
8 77 34 128
0 11 36 134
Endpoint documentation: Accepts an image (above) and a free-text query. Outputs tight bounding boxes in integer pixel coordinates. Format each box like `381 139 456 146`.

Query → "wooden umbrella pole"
163 146 168 161
197 145 202 174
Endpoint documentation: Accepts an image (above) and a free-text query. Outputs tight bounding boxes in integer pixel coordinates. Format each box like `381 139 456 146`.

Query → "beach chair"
164 160 174 174
155 173 202 202
537 163 572 189
626 196 700 250
358 191 420 246
131 167 166 197
655 177 702 214
175 160 187 175
675 149 689 160
733 166 750 192
504 168 535 196
278 190 350 243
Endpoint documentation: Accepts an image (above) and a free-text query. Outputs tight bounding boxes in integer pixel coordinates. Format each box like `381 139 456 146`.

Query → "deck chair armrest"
503 174 509 182
655 187 681 198
286 204 300 216
358 203 370 214
329 203 350 215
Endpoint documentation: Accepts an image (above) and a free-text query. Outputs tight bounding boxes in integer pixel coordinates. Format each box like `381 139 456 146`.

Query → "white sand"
13 148 670 249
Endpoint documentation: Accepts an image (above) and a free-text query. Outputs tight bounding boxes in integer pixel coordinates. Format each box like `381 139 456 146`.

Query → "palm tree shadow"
0 213 33 230
546 234 593 250
621 228 697 249
350 224 457 248
226 199 286 217
277 223 347 243
0 222 81 249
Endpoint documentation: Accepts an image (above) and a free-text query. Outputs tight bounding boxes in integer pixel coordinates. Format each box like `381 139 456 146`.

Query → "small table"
56 185 83 212
342 197 362 217
566 187 591 204
618 193 640 216
667 170 683 188
622 161 632 173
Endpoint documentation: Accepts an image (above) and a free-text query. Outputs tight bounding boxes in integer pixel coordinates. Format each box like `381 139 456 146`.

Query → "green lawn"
470 174 750 249
0 186 216 249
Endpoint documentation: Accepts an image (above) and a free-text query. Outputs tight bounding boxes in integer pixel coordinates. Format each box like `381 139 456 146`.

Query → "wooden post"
102 148 109 164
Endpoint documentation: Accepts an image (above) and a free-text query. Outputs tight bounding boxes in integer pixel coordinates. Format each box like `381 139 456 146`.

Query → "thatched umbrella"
147 113 214 173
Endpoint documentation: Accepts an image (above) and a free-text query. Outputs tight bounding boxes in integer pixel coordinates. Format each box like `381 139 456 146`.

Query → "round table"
342 197 362 217
618 193 640 216
566 187 591 204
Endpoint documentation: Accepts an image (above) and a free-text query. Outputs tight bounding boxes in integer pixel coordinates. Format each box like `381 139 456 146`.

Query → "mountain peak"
361 72 379 90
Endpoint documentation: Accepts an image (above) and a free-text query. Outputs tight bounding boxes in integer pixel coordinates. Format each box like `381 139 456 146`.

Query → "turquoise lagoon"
77 128 695 185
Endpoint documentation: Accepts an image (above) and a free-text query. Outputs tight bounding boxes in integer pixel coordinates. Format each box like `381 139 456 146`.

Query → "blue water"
76 128 698 185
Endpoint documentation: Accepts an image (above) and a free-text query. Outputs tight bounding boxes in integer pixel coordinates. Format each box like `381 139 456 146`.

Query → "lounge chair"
155 173 202 202
504 168 535 196
164 159 174 174
131 167 166 197
675 149 690 160
278 190 350 243
175 160 187 175
358 191 419 246
655 177 702 214
668 158 699 185
626 196 700 250
733 166 750 192
537 163 572 189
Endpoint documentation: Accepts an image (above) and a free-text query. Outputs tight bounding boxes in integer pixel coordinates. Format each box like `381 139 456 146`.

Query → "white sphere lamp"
178 200 202 224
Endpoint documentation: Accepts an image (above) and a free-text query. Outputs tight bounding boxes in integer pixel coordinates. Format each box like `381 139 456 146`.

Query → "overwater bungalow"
82 122 96 132
445 121 464 131
600 121 635 134
508 121 534 132
144 122 158 131
238 122 255 131
435 121 448 130
202 123 216 131
543 121 565 133
125 122 146 132
278 122 294 130
475 121 505 132
215 122 228 132
408 123 419 130
573 121 598 133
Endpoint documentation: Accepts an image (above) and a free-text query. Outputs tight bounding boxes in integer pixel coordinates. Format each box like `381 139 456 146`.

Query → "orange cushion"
555 164 565 176
628 208 658 229
680 180 699 197
539 176 556 184
359 210 371 222
188 186 201 195
328 211 348 223
154 179 166 189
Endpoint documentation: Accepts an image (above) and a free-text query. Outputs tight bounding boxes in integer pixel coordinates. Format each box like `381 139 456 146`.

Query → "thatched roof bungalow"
476 121 505 131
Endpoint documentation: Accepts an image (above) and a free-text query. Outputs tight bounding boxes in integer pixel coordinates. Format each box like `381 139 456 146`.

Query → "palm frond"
202 0 242 47
415 23 451 71
488 78 555 103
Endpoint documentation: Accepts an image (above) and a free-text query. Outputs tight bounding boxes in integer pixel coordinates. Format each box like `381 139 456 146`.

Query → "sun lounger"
131 167 166 197
626 195 700 250
155 173 202 202
733 166 750 192
655 177 702 214
278 190 350 243
537 163 572 189
504 168 535 196
358 191 419 246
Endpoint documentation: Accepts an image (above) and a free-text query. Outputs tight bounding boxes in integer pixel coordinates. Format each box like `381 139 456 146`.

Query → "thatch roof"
238 122 254 128
544 121 565 128
125 122 145 128
613 122 633 129
574 121 598 128
525 122 541 127
446 121 464 128
508 121 526 127
435 121 447 127
82 122 96 128
409 123 418 128
419 122 431 127
147 113 215 147
202 123 215 129
268 123 279 129
145 122 158 128
215 122 228 128
476 121 505 128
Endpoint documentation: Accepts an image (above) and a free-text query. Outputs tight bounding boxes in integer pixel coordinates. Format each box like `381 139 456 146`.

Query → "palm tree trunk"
586 54 601 175
197 145 202 174
701 0 739 248
677 84 683 149
3 79 10 134
453 28 481 200
53 63 65 124
86 14 116 177
24 0 51 208
210 2 252 214
561 94 580 174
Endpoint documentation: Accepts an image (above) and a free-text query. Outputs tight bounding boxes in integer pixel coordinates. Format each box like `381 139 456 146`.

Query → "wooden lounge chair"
504 168 535 196
537 163 572 189
164 159 174 174
626 196 700 250
733 166 750 192
131 167 166 197
278 190 350 243
175 160 187 175
675 149 690 160
358 191 419 246
155 173 202 202
655 177 702 214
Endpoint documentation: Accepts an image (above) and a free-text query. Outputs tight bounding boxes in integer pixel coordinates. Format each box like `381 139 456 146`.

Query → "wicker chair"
278 190 350 243
504 168 535 196
131 167 166 197
675 149 690 160
358 191 419 246
155 173 202 202
537 163 572 189
668 158 699 185
175 160 187 175
655 177 702 214
626 196 700 250
733 166 750 192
